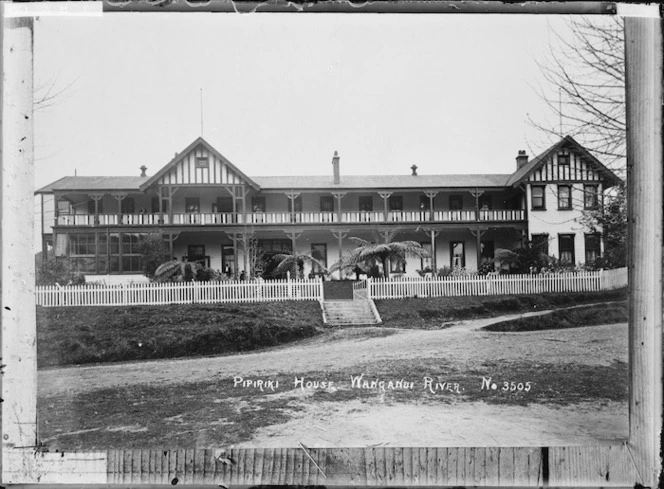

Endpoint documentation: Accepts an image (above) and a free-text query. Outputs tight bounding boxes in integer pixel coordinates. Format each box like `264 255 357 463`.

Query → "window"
558 234 576 264
585 234 601 263
122 233 144 272
449 195 463 211
214 197 233 213
57 200 72 215
558 185 572 209
450 241 465 268
288 195 302 213
584 185 599 209
419 195 431 210
531 185 545 210
222 245 235 276
152 197 168 213
557 153 570 165
252 196 266 212
185 197 200 213
195 156 209 168
390 258 406 274
121 197 135 214
389 195 403 211
88 198 104 214
311 244 327 274
420 242 433 270
258 239 292 253
480 240 495 262
531 234 550 256
320 196 334 212
359 196 373 212
478 195 492 210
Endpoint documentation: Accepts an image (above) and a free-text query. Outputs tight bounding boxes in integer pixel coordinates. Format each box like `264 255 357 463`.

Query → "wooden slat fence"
35 278 324 307
367 269 626 300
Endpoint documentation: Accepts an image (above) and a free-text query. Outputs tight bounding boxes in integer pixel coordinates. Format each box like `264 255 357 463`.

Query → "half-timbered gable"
139 137 259 190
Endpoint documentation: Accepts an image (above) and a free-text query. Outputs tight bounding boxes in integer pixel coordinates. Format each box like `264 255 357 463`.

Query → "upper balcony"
54 208 526 227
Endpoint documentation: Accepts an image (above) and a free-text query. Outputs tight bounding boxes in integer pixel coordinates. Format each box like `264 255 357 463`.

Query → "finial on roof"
411 164 418 176
140 165 148 177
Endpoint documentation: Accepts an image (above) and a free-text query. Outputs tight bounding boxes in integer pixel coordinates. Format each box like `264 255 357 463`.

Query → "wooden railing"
35 277 325 307
55 209 526 227
366 269 625 299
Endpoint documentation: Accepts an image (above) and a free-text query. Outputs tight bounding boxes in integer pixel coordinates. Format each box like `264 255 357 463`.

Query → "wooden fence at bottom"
35 278 324 307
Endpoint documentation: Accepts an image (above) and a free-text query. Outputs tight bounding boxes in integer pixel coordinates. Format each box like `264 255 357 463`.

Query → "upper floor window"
252 196 266 212
195 156 209 169
419 195 430 210
558 153 570 165
389 195 403 211
214 197 233 213
288 195 302 213
478 194 492 210
320 196 334 212
121 197 135 214
359 196 373 212
57 200 72 215
584 184 599 209
185 197 200 213
449 195 463 211
558 185 572 210
531 185 545 210
88 198 104 214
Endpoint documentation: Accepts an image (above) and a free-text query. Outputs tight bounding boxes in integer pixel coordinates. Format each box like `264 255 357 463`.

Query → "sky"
34 12 598 191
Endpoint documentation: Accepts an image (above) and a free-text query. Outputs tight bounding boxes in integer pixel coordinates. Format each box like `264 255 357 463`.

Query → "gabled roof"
253 174 512 190
138 137 260 191
35 176 148 194
506 135 622 188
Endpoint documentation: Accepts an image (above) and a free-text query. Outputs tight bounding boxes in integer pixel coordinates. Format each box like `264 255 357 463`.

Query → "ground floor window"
420 242 433 270
450 241 465 268
68 232 146 274
558 234 576 264
390 257 406 274
584 233 601 263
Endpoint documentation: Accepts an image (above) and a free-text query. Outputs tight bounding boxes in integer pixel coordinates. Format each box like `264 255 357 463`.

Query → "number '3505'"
502 382 532 392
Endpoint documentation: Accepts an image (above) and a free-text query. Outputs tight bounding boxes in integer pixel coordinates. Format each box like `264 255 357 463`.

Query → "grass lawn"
37 289 627 368
483 302 627 332
39 357 627 449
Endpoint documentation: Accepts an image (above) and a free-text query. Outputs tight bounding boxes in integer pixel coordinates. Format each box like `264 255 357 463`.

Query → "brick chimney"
332 151 340 184
411 164 418 176
516 150 528 169
140 165 147 177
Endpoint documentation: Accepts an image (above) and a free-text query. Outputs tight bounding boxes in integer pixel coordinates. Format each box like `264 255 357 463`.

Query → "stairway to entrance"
321 299 382 326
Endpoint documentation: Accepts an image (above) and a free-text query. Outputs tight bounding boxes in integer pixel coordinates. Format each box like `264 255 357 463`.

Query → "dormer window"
195 156 209 169
558 153 570 166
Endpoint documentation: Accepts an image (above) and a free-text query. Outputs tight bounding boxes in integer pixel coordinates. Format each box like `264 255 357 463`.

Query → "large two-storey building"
36 135 621 279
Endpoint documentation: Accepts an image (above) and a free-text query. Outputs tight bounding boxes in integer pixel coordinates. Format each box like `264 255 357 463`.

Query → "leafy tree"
578 182 626 269
495 241 551 274
272 251 326 280
139 234 171 279
531 17 625 171
335 229 429 279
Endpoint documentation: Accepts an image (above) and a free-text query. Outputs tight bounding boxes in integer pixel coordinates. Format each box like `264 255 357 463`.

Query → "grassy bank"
376 289 627 328
482 302 627 332
37 302 322 368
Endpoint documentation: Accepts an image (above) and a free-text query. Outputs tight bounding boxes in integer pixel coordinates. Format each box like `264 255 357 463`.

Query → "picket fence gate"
35 278 324 307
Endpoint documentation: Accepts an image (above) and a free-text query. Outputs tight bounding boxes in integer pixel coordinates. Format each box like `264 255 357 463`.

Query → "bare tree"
530 17 625 172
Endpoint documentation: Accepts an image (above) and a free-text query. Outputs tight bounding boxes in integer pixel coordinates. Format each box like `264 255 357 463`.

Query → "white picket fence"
365 268 627 300
35 278 324 307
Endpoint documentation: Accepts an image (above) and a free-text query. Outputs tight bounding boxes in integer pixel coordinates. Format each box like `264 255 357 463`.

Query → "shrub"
36 257 86 286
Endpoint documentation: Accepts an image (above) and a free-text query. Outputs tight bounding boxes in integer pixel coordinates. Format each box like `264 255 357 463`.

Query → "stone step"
322 299 381 326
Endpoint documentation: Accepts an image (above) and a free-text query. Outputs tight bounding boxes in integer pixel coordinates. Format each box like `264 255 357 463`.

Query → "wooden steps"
322 299 381 325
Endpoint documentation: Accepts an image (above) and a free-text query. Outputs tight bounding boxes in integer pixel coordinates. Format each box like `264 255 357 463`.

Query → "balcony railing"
55 209 525 227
